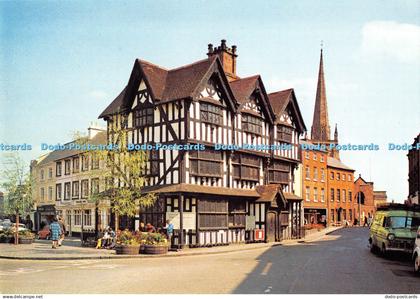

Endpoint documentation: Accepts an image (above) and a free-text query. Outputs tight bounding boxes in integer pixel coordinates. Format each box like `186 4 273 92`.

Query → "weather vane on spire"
320 40 324 50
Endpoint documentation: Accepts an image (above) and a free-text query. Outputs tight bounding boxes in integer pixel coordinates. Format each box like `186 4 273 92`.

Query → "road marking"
264 286 272 293
260 262 272 276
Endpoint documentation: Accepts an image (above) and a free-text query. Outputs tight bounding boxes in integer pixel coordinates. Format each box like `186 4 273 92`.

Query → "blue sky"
1 0 419 201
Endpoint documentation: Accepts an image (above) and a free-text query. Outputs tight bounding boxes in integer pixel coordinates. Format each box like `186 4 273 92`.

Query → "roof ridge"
269 88 293 95
137 59 169 71
230 74 260 83
168 57 214 73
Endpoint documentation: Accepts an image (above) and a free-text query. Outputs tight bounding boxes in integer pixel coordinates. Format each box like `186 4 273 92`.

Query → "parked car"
8 223 29 232
413 226 420 275
37 225 50 239
369 204 420 256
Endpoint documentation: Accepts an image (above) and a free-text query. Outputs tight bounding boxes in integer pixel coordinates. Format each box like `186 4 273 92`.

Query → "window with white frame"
314 187 318 202
74 210 81 226
305 187 310 201
321 188 325 202
313 167 318 181
313 153 317 160
305 167 310 180
343 189 346 202
56 184 62 201
72 181 80 199
83 210 92 226
48 186 53 201
40 187 45 201
64 182 71 200
81 180 89 198
321 168 325 182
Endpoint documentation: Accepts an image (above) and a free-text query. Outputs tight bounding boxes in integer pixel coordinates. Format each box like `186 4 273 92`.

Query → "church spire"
310 48 331 142
334 123 338 141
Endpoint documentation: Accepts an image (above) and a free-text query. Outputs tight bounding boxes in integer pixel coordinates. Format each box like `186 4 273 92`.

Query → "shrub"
116 229 140 246
145 232 168 246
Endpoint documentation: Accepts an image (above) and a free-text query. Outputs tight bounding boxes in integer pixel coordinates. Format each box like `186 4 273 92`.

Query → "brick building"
327 158 355 225
353 175 376 225
301 140 328 226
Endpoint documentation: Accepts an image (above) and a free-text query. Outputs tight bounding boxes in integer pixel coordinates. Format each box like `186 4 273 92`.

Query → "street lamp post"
358 191 361 227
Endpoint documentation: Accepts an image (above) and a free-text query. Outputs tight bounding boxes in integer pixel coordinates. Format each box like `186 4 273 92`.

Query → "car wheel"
370 244 377 254
414 254 420 275
381 244 388 258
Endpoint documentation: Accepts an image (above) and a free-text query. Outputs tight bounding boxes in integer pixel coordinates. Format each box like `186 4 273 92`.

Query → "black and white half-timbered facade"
99 40 307 246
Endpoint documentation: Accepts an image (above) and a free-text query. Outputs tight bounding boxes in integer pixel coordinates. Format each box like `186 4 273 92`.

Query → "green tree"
75 124 155 232
1 153 33 244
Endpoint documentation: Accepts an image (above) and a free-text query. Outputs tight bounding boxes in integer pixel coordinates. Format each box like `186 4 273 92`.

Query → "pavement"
0 226 341 260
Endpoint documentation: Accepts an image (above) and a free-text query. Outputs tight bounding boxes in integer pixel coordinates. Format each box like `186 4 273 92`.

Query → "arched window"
356 192 365 205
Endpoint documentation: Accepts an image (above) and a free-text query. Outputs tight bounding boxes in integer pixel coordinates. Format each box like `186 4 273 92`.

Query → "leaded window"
242 114 262 135
200 103 222 125
134 106 154 127
149 150 159 176
190 149 222 177
277 125 293 143
232 154 260 181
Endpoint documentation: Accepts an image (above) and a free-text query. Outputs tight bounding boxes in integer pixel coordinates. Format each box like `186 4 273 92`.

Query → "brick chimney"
207 39 238 81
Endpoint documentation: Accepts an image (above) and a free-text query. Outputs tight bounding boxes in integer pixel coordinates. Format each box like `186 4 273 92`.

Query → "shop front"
304 208 327 227
34 204 56 231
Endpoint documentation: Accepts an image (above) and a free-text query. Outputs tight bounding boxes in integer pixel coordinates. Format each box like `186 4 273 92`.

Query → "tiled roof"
268 89 292 115
99 86 127 119
36 131 107 167
99 57 217 118
161 57 215 101
327 157 354 171
229 75 260 103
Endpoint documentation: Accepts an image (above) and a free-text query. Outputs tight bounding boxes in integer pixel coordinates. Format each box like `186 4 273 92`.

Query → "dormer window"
200 103 222 125
277 125 293 143
242 114 262 135
134 105 154 127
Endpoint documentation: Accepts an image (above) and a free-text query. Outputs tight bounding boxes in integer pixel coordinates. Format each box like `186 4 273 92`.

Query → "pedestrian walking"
364 216 368 227
49 217 62 249
58 217 66 246
164 219 174 242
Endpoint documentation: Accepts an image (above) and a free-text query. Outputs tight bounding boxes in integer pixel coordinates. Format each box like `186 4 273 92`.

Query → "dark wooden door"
267 212 277 242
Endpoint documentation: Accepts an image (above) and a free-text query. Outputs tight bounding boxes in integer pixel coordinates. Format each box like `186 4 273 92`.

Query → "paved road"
1 228 419 294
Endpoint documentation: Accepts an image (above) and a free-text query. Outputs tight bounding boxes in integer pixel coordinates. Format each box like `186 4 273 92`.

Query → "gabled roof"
99 57 229 118
229 75 275 123
99 86 127 119
229 75 260 104
327 157 354 171
255 184 287 207
268 88 307 134
268 89 292 115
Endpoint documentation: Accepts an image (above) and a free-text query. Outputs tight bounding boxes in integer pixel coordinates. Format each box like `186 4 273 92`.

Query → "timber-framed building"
99 40 307 246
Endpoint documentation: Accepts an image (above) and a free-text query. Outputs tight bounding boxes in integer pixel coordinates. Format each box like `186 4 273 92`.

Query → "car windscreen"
386 216 420 229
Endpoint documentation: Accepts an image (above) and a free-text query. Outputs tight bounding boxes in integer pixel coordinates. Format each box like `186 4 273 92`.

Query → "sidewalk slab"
0 226 342 260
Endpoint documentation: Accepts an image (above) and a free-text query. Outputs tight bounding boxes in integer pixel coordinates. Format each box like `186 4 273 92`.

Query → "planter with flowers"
114 230 140 255
18 230 35 244
0 229 13 243
143 233 169 255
